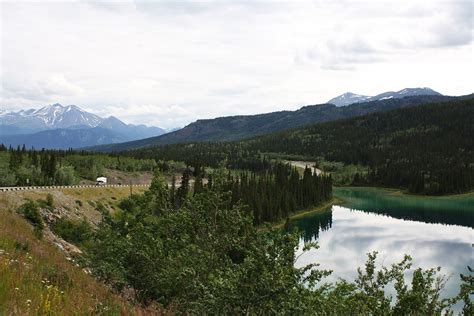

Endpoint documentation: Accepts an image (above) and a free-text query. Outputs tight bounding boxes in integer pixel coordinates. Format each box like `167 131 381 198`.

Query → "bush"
95 202 108 215
54 166 78 185
46 194 54 208
17 201 44 238
14 241 30 252
87 174 469 314
52 218 92 246
38 194 55 210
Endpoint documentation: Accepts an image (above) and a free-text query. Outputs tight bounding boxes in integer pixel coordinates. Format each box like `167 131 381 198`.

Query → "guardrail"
0 184 150 192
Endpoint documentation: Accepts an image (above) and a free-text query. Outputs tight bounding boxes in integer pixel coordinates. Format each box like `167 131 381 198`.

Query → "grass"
333 186 474 213
0 186 149 228
0 210 134 314
336 185 474 199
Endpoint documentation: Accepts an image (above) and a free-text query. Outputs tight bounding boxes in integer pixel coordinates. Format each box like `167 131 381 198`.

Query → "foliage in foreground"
0 211 140 315
87 174 473 314
16 200 44 238
52 218 93 247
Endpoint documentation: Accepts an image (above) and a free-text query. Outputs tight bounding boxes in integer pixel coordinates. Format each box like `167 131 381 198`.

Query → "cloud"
1 73 83 111
42 74 84 97
293 0 473 71
299 37 385 71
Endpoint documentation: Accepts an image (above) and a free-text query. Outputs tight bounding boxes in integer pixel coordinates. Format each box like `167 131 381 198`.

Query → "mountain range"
327 87 442 107
2 88 464 151
93 88 468 152
0 103 166 149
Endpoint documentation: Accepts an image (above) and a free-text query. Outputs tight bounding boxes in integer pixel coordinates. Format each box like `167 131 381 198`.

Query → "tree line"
244 98 474 195
84 171 472 314
0 145 156 186
121 98 474 195
164 161 332 225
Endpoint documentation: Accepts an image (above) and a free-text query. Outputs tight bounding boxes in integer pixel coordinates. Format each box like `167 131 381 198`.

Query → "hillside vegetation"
78 173 474 313
0 148 157 187
94 94 462 151
123 98 474 195
2 167 472 314
0 210 135 314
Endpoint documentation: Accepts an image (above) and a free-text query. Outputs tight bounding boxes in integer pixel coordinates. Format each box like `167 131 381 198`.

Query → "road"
284 160 323 175
1 163 321 192
0 184 150 192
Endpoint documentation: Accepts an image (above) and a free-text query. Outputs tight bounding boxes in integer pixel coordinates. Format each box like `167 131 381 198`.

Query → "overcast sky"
1 0 472 128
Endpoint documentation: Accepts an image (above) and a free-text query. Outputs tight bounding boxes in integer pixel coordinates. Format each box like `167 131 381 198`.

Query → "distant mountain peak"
104 115 122 122
328 92 372 107
328 87 442 107
0 103 167 148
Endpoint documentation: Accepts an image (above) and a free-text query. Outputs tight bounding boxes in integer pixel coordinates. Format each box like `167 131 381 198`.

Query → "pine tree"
176 168 191 208
170 174 176 208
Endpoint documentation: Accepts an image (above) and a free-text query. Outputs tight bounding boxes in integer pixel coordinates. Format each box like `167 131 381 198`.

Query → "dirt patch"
101 169 154 185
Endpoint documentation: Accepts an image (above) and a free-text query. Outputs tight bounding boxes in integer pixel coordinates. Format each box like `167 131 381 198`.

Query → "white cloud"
1 0 472 128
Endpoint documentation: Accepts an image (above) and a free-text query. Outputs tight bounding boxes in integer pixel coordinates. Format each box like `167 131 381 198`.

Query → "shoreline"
272 197 341 229
265 185 474 231
334 186 474 199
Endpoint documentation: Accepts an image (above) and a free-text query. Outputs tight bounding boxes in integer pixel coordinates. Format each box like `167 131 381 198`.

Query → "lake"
289 187 474 308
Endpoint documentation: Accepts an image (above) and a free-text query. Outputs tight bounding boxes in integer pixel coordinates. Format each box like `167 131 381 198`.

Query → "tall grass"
0 210 139 314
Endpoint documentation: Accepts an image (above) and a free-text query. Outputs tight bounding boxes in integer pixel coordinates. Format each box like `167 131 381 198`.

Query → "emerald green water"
289 187 474 308
334 187 474 228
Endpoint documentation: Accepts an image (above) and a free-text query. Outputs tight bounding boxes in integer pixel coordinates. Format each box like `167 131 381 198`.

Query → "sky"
1 0 472 129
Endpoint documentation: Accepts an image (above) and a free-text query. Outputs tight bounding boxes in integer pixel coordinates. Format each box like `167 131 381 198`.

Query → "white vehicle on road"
96 177 107 185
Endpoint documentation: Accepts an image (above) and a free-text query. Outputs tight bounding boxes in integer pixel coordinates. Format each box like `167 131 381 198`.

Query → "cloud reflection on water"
293 205 473 300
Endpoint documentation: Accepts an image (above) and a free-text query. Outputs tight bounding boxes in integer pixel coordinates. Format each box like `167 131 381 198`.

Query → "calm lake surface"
289 187 474 305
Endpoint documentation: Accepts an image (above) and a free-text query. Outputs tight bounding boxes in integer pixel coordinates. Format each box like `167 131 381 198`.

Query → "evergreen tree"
176 168 191 208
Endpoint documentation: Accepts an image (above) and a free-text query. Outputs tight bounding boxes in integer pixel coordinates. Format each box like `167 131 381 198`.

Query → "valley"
1 88 473 315
3 1 473 314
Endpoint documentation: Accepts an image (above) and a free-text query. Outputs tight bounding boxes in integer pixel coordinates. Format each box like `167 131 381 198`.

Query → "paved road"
0 184 150 192
1 162 323 192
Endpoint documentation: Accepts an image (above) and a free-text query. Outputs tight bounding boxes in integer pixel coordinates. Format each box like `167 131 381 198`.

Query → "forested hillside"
93 94 463 151
125 98 474 195
246 98 474 194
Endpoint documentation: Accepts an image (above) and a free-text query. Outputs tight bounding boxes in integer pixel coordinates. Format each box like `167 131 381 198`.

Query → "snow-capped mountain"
328 87 442 107
33 103 103 128
0 103 103 132
327 92 372 107
0 103 167 148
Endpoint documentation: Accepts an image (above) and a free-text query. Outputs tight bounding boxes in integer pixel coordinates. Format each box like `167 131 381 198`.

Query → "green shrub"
75 200 83 207
46 194 54 208
17 201 44 238
52 218 92 246
38 194 55 211
95 202 108 215
14 241 30 252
